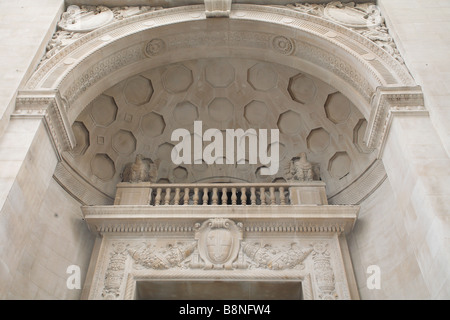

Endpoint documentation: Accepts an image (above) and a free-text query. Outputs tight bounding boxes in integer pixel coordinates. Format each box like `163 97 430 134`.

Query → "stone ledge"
82 204 359 235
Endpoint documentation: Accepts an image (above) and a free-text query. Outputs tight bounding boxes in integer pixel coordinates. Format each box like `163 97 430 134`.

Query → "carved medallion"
271 36 295 55
145 38 166 57
195 218 243 269
323 2 382 29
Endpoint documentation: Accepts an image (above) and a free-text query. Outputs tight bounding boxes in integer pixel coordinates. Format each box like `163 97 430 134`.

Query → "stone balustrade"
114 181 328 206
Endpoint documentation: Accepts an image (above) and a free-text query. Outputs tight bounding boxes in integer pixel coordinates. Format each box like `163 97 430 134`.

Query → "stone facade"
0 0 449 300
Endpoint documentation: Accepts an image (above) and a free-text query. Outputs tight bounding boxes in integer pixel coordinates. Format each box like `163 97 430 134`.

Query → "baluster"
164 187 171 205
260 187 266 205
203 187 209 205
241 187 247 206
193 188 199 205
221 187 228 205
250 187 256 205
279 186 286 205
269 186 276 205
183 188 190 205
231 187 237 205
212 187 218 205
155 188 162 206
174 187 181 205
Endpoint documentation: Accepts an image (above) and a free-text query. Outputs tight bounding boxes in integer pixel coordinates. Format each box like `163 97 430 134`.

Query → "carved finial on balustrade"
285 152 320 182
121 154 159 183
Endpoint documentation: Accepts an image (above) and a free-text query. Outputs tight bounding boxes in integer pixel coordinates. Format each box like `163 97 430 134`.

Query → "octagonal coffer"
71 121 89 156
328 151 351 179
173 166 188 181
173 101 199 126
205 61 235 88
162 65 193 93
89 94 118 127
140 112 166 138
112 130 136 156
208 97 234 122
244 100 268 125
288 73 317 104
277 110 303 135
123 75 153 106
353 119 373 153
91 153 116 181
324 92 352 124
157 142 176 161
307 128 330 153
248 63 278 91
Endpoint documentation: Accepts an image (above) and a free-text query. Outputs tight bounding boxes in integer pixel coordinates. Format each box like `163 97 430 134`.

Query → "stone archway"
2 1 448 301
15 3 421 206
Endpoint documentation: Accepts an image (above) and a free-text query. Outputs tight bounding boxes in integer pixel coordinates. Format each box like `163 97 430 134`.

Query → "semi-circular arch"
18 4 418 205
26 4 414 122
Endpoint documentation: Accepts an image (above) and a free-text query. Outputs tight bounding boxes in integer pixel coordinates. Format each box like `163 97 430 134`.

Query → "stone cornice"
365 86 427 158
82 204 359 235
13 90 75 160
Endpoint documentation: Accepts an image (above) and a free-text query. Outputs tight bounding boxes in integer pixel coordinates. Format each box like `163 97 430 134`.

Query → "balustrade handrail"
117 181 324 188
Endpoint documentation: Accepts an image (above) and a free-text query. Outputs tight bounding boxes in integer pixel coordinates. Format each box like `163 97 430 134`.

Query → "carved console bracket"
13 90 75 160
204 0 232 18
365 86 427 158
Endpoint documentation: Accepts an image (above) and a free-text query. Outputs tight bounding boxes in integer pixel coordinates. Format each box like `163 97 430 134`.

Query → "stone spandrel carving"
121 154 159 183
287 1 404 63
285 152 320 182
40 5 163 64
58 5 114 32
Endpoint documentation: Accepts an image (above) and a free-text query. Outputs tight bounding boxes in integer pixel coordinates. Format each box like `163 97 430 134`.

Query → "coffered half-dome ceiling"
63 57 379 201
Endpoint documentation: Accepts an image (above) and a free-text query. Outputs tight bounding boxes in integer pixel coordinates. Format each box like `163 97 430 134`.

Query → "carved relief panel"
86 218 355 300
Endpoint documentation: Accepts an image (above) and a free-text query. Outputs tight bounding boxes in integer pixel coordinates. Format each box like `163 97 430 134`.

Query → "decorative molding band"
365 86 427 158
53 161 114 205
13 90 75 160
25 4 414 102
328 159 387 205
81 205 359 235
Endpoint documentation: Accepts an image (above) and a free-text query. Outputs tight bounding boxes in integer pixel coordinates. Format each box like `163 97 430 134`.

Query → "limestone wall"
0 121 94 299
0 0 95 299
348 179 431 299
379 0 450 157
0 0 64 137
0 0 449 300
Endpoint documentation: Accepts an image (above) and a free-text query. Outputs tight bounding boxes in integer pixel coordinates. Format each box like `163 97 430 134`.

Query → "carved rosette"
144 38 166 57
195 218 243 270
312 242 337 300
102 242 129 299
271 36 295 55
